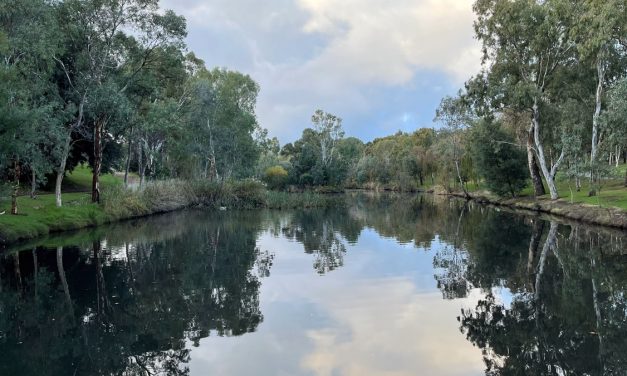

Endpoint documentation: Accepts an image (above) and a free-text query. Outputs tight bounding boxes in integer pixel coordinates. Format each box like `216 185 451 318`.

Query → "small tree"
470 119 528 198
263 165 288 190
435 95 474 197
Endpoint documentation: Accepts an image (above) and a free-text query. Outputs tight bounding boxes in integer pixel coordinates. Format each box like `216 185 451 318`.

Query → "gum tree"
474 0 577 199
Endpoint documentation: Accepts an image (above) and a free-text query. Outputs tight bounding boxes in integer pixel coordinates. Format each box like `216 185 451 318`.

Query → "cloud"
159 0 481 142
299 279 485 376
296 0 480 84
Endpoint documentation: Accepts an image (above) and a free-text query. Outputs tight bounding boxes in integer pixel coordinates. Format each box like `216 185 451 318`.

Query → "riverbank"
0 180 340 245
437 189 627 230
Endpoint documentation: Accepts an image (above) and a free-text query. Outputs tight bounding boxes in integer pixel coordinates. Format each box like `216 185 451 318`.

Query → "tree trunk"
124 127 133 187
30 168 37 199
527 126 546 196
138 140 145 188
92 118 104 203
454 159 469 198
11 159 20 215
532 100 563 200
55 136 71 208
590 54 605 179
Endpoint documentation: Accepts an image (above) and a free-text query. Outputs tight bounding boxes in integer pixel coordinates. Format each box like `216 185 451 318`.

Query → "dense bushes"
102 179 285 218
470 120 528 198
102 179 340 214
263 166 289 190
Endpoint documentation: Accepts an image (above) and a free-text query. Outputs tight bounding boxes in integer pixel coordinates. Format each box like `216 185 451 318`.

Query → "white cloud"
296 0 481 84
299 279 485 376
160 0 481 142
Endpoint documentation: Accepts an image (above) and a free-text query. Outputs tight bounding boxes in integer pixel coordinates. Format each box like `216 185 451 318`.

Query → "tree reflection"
0 211 273 376
1 194 626 376
458 221 627 375
281 208 351 274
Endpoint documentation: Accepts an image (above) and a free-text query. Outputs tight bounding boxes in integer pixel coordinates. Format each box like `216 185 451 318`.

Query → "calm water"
1 193 626 376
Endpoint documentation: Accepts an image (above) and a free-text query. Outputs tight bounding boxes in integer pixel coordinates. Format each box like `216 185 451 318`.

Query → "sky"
160 0 482 144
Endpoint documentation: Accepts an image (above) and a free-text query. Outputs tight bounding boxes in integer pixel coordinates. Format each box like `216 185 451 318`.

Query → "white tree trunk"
532 100 564 200
55 137 71 208
591 55 605 165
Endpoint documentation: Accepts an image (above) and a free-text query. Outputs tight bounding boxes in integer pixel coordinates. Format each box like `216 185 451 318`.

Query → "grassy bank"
441 189 627 230
0 179 341 245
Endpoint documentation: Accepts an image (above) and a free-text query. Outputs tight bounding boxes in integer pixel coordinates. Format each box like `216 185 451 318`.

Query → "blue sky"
161 0 482 143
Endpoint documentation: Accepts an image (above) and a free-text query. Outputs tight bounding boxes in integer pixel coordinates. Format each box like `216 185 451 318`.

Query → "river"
0 193 626 375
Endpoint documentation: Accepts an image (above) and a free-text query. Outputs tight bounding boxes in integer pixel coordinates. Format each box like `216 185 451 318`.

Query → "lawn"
63 164 124 192
519 165 627 210
0 164 125 243
0 192 109 243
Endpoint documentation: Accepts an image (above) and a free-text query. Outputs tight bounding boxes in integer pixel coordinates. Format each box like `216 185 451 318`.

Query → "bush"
101 184 149 218
263 165 289 190
222 179 267 209
470 120 528 197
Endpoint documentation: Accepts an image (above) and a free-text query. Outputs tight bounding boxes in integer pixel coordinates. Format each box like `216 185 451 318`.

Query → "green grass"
554 178 627 210
485 165 627 210
63 164 123 192
0 192 109 243
0 164 131 242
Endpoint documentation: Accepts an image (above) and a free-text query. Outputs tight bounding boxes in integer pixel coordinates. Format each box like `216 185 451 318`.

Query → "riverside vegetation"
0 173 339 244
2 0 627 244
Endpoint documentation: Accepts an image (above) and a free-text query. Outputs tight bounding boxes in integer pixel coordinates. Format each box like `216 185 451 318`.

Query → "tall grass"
101 179 339 218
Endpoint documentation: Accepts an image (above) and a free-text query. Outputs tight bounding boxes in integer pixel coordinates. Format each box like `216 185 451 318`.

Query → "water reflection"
0 211 272 375
0 193 626 375
459 224 627 375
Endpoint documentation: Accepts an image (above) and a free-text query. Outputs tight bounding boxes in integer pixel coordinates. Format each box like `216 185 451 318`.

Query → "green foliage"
281 110 351 187
263 165 289 190
470 120 528 197
264 191 343 209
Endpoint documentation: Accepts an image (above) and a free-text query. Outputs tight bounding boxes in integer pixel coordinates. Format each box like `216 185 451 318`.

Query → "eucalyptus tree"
0 0 61 213
573 0 627 174
53 0 186 203
187 68 261 181
474 0 577 199
435 95 474 197
602 78 627 171
311 109 345 169
124 46 190 185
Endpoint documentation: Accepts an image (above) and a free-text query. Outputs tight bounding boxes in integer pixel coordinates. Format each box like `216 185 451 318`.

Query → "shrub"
262 165 288 190
470 120 528 198
101 184 149 218
223 179 267 209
